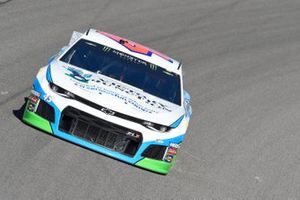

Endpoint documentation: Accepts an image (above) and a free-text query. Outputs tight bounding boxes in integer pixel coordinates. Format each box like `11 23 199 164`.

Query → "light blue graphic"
65 67 92 83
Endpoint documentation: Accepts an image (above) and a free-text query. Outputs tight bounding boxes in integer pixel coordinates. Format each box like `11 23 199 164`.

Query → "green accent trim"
23 106 53 134
135 157 176 175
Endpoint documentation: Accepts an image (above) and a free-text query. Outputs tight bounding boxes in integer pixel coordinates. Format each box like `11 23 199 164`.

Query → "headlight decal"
142 121 170 132
170 115 184 128
46 65 53 83
49 83 75 99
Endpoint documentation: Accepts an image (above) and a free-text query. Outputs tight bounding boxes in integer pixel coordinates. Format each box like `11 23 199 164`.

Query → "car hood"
49 61 184 126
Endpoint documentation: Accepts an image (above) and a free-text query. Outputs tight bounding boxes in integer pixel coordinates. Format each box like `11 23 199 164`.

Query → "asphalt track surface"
1 0 300 199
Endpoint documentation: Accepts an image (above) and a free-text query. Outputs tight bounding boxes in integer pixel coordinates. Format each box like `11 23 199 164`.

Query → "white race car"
23 29 192 174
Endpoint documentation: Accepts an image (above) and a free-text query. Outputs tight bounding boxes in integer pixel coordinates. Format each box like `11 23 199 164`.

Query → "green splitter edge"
22 103 53 134
136 156 176 175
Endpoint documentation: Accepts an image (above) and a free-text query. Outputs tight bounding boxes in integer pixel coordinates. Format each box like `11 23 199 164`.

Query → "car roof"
80 29 182 75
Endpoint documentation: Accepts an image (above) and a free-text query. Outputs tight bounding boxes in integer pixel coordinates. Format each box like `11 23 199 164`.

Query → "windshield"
60 39 181 105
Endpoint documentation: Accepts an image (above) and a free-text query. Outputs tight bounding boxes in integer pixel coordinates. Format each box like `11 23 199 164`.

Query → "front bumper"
22 78 183 174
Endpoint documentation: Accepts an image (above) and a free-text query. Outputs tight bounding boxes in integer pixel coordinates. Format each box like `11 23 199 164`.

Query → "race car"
22 29 192 174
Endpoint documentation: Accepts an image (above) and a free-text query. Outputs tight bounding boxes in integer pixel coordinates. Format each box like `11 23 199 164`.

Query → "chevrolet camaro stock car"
22 29 192 174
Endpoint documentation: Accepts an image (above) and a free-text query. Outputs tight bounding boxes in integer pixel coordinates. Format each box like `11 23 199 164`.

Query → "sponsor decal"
163 143 180 163
64 66 172 113
75 81 155 113
30 90 40 97
100 107 115 116
89 76 171 112
111 49 147 66
102 46 111 53
43 94 52 103
65 67 92 83
125 131 141 139
167 147 177 155
170 143 180 149
27 102 36 112
27 92 40 112
28 94 39 104
149 63 157 70
164 155 174 163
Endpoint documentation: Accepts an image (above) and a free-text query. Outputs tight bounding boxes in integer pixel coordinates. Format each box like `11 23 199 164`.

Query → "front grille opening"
85 126 99 143
36 100 55 122
142 145 167 160
59 107 142 157
60 115 75 132
125 140 139 155
73 120 88 138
